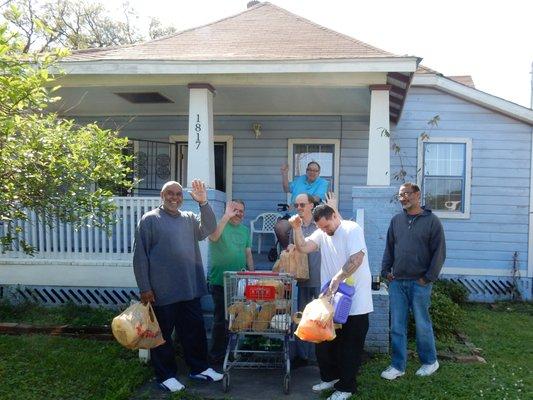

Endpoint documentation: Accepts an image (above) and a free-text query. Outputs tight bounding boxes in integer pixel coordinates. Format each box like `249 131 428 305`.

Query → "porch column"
366 85 391 186
187 83 216 188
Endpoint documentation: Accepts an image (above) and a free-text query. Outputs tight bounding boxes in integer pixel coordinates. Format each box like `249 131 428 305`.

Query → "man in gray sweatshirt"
380 182 446 381
133 179 222 393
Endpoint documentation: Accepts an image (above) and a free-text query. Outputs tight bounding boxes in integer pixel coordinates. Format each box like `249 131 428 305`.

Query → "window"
287 139 340 201
417 137 472 219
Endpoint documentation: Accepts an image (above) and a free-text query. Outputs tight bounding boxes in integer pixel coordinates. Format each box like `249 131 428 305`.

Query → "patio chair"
250 212 283 254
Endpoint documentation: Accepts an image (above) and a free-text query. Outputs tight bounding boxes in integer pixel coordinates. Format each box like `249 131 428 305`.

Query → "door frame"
169 134 233 201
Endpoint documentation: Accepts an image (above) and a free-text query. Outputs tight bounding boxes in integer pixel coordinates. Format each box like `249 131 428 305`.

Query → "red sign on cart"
244 285 276 301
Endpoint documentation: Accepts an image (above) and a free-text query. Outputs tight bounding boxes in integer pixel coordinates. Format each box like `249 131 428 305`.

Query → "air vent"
115 92 173 104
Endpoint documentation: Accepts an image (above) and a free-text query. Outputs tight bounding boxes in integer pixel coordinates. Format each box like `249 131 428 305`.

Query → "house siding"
393 87 531 277
75 115 370 231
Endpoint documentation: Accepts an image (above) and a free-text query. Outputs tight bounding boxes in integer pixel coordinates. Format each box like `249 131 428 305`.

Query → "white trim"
417 136 472 219
169 134 233 202
58 111 373 117
0 261 136 287
55 72 388 88
287 139 341 203
527 126 533 278
441 267 528 277
412 74 533 125
58 58 420 76
367 88 390 185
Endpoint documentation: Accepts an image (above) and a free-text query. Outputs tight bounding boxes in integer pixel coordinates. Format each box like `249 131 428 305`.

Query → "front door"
176 142 227 192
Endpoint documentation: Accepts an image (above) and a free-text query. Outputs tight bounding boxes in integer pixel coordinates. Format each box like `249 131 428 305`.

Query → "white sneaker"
159 377 185 392
189 367 223 382
381 366 405 380
312 379 339 393
327 390 353 400
416 360 439 376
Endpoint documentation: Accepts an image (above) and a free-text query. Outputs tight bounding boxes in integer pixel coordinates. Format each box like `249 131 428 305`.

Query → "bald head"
161 181 182 194
160 181 184 214
294 193 314 221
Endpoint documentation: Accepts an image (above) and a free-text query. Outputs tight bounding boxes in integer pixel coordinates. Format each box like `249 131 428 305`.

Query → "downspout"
527 62 533 278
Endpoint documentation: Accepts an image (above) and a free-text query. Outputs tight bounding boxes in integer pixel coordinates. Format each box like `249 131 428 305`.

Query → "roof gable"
65 2 396 62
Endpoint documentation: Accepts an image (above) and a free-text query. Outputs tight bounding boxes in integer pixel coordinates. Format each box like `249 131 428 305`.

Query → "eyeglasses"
394 191 414 200
306 168 319 172
293 202 309 208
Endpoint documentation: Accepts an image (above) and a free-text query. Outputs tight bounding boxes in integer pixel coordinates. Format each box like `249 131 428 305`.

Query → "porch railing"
0 197 161 260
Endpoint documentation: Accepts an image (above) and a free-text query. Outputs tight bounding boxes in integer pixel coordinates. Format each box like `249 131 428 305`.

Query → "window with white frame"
287 139 340 199
417 137 472 218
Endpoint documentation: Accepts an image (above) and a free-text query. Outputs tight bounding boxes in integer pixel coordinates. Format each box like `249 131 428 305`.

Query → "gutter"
412 74 533 125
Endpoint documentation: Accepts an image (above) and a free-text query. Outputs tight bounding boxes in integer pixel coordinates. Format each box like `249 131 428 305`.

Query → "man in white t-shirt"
290 204 373 400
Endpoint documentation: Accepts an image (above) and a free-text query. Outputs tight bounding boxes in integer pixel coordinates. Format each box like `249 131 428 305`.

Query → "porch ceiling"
49 85 371 116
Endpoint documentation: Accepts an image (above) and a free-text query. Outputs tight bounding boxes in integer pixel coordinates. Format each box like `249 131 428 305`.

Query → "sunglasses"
293 202 309 208
394 191 414 200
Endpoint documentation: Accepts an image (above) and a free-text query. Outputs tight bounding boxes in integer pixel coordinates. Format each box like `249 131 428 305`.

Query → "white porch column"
187 83 216 188
366 84 391 186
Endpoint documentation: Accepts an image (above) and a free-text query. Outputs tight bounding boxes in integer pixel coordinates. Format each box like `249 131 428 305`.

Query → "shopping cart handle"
235 271 282 277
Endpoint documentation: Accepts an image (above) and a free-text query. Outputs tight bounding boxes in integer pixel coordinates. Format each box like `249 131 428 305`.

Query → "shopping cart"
222 271 296 394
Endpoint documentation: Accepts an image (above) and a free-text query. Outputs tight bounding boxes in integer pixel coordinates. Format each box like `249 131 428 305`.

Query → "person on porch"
288 193 321 369
290 204 372 400
207 199 254 364
380 182 446 381
133 180 223 393
275 161 329 249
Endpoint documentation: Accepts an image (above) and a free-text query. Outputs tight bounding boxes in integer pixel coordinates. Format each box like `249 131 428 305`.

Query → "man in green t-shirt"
208 199 254 363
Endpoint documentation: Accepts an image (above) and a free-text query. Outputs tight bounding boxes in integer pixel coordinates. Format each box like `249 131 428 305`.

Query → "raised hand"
288 214 302 229
189 179 207 204
280 163 289 175
224 201 239 219
325 191 338 209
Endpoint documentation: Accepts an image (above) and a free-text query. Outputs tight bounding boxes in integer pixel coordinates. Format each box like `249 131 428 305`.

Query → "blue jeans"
389 279 437 372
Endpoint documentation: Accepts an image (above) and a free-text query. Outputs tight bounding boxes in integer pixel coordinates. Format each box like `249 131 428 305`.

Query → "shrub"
408 287 466 340
429 290 466 339
434 279 469 305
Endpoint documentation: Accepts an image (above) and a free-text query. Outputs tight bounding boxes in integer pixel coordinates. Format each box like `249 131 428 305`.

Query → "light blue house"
1 1 532 313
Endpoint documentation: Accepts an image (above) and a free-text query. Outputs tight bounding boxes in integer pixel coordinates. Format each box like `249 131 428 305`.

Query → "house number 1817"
195 114 202 149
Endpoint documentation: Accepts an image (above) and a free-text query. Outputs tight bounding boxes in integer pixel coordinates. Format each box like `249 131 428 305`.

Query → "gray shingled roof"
64 2 399 62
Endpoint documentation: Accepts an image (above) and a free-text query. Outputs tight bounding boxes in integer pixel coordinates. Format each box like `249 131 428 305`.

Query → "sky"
106 0 532 108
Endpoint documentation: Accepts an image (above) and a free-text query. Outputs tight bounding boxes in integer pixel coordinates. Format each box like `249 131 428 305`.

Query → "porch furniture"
250 212 283 254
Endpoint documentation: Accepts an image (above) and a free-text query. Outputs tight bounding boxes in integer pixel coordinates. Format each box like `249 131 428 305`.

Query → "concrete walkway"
132 362 325 400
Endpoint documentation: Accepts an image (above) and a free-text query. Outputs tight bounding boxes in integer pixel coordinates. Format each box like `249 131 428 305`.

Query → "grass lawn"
0 302 150 400
0 302 531 400
350 303 533 400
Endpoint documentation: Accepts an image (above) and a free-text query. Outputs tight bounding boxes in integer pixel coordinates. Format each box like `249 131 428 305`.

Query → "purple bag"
321 281 355 324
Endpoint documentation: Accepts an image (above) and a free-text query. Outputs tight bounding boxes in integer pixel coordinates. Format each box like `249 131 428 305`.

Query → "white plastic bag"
111 302 165 350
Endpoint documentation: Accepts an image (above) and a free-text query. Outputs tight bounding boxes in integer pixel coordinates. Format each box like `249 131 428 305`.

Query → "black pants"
151 298 209 382
209 284 227 360
315 313 369 394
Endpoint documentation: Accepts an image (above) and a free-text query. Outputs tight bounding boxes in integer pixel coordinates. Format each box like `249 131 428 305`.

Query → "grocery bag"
294 296 336 343
111 302 165 350
272 247 309 281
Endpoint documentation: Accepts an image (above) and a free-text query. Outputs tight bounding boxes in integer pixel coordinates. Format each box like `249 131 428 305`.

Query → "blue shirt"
288 175 329 204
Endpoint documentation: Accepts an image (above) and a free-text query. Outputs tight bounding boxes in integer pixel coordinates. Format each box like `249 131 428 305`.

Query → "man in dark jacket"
380 182 446 380
133 180 223 393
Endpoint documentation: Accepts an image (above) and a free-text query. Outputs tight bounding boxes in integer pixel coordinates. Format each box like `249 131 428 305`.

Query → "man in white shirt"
290 204 373 400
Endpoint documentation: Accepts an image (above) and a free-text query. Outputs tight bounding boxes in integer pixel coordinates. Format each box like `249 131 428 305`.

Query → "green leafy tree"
1 0 176 53
0 25 132 253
